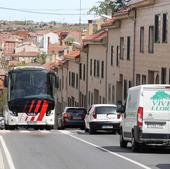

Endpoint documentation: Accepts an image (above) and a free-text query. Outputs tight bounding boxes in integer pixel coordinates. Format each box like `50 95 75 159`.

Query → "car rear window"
67 108 87 114
95 106 117 114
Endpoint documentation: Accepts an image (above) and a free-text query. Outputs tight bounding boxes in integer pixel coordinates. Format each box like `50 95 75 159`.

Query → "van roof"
129 84 170 91
92 104 117 107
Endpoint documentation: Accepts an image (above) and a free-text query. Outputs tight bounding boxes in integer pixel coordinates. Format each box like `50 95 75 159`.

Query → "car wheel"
131 134 139 152
89 126 96 134
120 130 128 148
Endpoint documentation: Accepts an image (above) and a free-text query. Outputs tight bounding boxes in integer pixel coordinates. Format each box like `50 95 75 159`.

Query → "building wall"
107 18 134 104
135 0 170 85
67 59 79 106
88 44 106 107
79 50 87 108
15 44 39 53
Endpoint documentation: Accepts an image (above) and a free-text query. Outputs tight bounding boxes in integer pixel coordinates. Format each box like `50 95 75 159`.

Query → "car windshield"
9 70 54 101
95 106 117 114
67 108 87 114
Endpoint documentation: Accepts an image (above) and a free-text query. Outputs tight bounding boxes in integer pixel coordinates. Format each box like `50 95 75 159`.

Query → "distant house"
36 31 59 54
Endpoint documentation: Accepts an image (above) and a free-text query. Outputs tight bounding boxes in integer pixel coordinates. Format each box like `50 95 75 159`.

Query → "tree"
89 0 131 16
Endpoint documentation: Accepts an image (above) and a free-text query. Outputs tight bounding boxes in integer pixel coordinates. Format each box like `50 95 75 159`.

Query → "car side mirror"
117 105 125 113
4 75 8 87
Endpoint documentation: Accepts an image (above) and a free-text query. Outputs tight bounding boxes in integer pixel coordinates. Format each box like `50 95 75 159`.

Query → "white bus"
3 66 58 130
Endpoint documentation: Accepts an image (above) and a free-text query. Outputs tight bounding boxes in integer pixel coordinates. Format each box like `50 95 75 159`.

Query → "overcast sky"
0 0 100 23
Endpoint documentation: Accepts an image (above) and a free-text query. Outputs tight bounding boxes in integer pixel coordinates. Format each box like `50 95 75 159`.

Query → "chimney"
88 20 93 35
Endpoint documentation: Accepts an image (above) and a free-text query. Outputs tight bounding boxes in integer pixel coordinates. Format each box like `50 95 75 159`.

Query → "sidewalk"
0 148 4 169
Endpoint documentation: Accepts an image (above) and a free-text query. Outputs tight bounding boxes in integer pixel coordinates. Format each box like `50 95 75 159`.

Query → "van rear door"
142 87 170 134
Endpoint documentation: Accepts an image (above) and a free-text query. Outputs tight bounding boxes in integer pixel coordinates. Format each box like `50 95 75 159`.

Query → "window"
94 59 96 77
79 63 82 80
127 36 130 60
88 91 91 105
101 61 104 78
129 81 132 88
136 74 141 86
148 26 154 53
161 67 167 84
90 59 92 76
120 37 124 60
142 75 146 84
111 45 114 65
162 13 168 43
140 27 144 53
108 84 111 102
116 46 119 66
71 72 75 88
69 72 71 86
97 60 100 77
112 85 115 103
155 14 161 43
124 80 127 100
76 74 78 89
83 64 85 80
91 93 93 105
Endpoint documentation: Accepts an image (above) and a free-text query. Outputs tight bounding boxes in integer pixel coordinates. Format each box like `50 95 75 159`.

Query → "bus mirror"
4 75 8 87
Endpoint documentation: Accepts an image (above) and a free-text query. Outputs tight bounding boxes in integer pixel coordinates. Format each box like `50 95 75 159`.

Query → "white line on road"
0 136 16 169
60 130 151 169
0 147 4 169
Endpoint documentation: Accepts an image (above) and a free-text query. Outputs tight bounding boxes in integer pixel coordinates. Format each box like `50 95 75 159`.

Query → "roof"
48 44 66 54
64 50 80 58
83 31 107 42
42 61 59 70
101 17 117 27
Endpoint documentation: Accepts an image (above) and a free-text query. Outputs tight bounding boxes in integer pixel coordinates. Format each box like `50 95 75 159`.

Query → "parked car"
84 104 122 134
119 85 170 152
57 107 87 130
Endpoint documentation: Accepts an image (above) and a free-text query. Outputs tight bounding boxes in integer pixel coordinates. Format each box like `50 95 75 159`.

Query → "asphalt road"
0 129 170 169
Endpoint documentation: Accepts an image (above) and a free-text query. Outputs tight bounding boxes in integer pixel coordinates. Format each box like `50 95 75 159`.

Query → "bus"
3 66 58 130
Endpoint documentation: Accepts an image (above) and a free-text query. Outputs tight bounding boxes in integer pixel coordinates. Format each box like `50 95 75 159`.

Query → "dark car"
57 107 87 130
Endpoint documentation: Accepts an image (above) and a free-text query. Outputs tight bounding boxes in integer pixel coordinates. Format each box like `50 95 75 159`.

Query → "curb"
0 148 4 169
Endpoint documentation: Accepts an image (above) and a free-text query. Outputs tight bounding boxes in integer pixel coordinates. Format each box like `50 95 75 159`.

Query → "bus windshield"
9 70 54 101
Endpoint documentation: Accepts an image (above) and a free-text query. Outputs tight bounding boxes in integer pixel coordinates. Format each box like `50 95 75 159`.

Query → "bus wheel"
46 126 52 130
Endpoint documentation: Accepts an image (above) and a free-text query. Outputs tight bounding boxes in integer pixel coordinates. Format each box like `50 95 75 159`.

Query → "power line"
0 6 94 16
21 8 89 11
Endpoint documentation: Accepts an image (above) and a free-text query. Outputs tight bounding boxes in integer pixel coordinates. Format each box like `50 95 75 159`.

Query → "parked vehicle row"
57 104 122 134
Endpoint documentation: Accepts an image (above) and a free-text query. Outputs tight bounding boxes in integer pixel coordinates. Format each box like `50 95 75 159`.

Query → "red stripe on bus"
34 100 42 113
28 100 35 113
37 100 48 121
31 116 35 121
23 100 29 112
25 116 28 121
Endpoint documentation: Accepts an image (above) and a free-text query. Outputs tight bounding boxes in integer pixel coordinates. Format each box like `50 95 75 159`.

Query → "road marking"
19 130 31 133
0 147 4 169
40 130 50 134
0 136 16 169
60 130 151 169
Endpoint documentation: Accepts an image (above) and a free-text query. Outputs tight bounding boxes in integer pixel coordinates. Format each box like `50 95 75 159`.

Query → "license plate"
147 123 164 129
27 121 37 125
73 117 82 120
102 125 113 129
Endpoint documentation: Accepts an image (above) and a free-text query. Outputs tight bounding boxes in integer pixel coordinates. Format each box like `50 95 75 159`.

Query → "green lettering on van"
151 91 170 111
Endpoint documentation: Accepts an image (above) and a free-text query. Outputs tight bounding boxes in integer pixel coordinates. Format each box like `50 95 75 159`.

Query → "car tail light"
93 110 97 119
63 113 71 118
137 107 143 127
117 113 121 119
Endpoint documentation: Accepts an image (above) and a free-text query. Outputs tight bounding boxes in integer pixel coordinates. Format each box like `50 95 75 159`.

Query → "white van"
119 85 170 151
